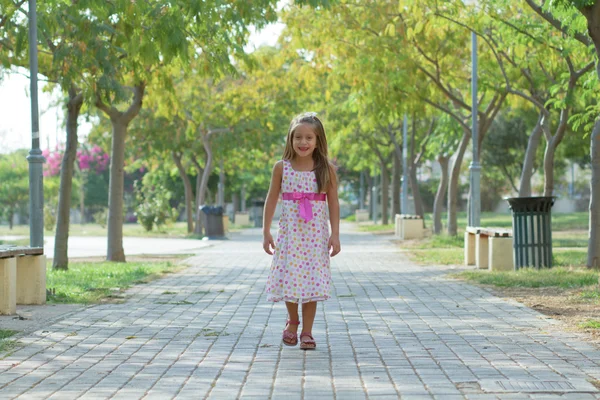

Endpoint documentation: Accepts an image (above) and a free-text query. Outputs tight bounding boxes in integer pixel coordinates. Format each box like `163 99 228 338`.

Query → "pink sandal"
299 332 316 350
282 320 300 346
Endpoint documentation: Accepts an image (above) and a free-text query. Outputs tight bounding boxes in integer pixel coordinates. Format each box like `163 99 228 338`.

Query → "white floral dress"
265 160 331 303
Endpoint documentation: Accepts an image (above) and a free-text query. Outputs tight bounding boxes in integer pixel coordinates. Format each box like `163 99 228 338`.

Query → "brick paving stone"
2 225 600 399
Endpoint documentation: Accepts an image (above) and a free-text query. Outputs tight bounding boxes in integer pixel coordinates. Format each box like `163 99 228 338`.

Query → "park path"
0 224 600 399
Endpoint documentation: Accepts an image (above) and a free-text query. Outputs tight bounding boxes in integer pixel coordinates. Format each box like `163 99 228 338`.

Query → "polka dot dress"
266 159 331 303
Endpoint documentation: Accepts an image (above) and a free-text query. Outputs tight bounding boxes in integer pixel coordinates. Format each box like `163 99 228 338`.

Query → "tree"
524 0 600 267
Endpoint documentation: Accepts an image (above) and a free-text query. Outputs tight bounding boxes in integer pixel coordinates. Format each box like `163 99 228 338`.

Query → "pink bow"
282 192 327 222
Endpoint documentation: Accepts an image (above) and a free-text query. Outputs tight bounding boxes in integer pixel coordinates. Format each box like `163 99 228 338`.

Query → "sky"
0 22 285 154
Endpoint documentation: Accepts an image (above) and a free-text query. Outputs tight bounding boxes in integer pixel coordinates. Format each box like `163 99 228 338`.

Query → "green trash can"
506 196 555 269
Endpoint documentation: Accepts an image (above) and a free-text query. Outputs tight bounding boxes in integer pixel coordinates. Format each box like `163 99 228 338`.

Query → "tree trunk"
79 169 86 225
392 152 401 217
172 151 194 233
380 161 389 225
409 165 424 218
96 83 145 262
53 88 83 270
218 159 225 207
106 120 127 261
542 137 559 197
192 158 203 235
583 5 600 268
232 191 238 221
433 155 449 235
8 210 13 230
447 130 470 236
365 173 373 219
195 132 214 236
519 115 543 197
588 118 600 268
241 185 246 212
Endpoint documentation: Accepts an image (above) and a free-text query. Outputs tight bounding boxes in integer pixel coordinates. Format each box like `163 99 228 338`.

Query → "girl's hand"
328 234 341 257
263 232 275 255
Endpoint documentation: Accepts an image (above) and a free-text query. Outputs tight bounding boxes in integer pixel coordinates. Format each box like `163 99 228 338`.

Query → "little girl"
262 112 341 350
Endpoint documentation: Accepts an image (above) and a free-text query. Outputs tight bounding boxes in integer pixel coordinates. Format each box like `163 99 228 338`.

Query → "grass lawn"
47 259 186 304
0 330 18 353
452 266 598 288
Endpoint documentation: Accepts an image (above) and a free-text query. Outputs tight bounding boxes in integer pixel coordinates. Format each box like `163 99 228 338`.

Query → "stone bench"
464 227 514 271
395 214 426 240
0 245 46 315
355 209 369 222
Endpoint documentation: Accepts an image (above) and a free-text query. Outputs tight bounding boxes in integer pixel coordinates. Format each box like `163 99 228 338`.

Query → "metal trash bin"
506 196 555 269
200 205 226 239
252 200 265 228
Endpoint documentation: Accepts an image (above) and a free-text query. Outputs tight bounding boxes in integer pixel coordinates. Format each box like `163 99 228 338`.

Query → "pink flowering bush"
43 145 109 177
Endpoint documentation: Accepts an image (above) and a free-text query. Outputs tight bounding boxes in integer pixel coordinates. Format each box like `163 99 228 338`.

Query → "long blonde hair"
282 112 333 193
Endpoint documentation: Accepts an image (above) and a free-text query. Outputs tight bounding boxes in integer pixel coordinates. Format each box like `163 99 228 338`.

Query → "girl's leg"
285 301 300 334
301 301 317 333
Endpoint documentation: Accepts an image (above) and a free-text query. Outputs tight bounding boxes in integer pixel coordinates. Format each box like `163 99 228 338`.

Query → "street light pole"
469 31 481 228
27 0 45 248
401 114 409 214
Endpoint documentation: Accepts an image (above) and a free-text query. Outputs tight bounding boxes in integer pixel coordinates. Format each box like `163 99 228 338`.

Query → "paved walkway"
1 226 600 399
0 236 213 258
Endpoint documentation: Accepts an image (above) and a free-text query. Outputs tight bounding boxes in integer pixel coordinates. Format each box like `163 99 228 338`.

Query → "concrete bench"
395 214 426 240
464 227 514 271
355 209 369 222
0 245 46 315
234 212 250 226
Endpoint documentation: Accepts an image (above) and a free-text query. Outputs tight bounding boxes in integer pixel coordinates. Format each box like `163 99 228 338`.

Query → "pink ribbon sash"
282 192 327 222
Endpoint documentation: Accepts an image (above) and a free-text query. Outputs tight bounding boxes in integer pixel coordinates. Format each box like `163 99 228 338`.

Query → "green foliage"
93 208 108 228
43 203 56 231
483 112 536 191
0 151 29 227
133 179 177 232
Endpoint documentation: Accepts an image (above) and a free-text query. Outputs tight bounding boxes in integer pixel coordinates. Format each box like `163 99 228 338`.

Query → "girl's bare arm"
326 165 341 256
262 161 283 254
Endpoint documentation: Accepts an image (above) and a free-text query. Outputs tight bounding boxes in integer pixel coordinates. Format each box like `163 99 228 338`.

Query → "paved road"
0 236 212 258
1 226 599 399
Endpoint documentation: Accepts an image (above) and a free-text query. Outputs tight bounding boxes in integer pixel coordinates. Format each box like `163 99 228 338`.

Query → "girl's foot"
282 320 300 346
299 332 316 350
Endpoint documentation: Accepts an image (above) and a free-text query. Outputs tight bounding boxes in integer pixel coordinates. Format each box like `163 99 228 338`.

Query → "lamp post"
27 0 45 248
401 114 409 214
469 31 481 227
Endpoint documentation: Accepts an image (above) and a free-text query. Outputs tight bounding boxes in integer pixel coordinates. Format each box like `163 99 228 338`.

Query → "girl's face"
292 123 317 158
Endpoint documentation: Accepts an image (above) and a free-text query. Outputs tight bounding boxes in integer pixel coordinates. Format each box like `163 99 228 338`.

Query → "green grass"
454 267 598 288
0 330 17 340
579 290 600 301
409 248 463 265
411 234 464 249
0 330 18 353
407 248 588 268
443 211 589 231
579 320 600 329
357 223 394 232
344 214 356 222
554 249 588 267
0 238 30 246
46 260 183 304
